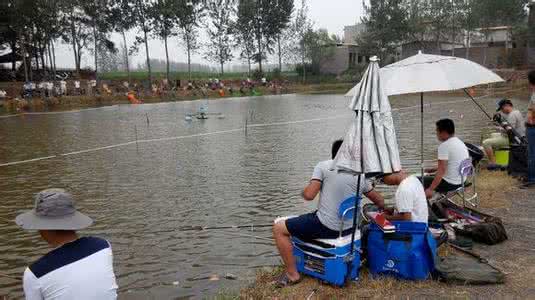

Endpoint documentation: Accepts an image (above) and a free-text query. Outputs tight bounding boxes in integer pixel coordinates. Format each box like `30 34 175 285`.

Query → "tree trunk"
39 41 46 76
51 40 57 75
465 31 470 59
143 27 152 83
10 41 16 71
277 35 282 71
220 61 224 75
301 42 306 84
70 11 80 77
187 46 192 81
164 33 170 83
121 30 131 84
47 41 55 80
247 56 251 77
186 34 192 81
93 24 99 83
257 36 263 73
20 32 29 82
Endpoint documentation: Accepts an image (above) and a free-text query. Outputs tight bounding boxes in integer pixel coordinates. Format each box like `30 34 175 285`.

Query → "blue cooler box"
292 231 361 286
367 222 436 280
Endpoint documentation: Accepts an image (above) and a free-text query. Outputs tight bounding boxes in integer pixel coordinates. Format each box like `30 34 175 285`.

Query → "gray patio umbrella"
332 56 401 283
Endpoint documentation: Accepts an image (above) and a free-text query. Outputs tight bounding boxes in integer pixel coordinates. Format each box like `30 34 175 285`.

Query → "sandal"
275 273 302 288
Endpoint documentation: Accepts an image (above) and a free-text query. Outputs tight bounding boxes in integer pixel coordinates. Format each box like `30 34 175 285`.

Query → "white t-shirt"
438 136 469 185
23 237 118 300
74 81 80 89
395 176 428 223
312 160 373 231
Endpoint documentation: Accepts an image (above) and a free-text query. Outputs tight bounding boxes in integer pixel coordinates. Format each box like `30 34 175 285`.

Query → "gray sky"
52 0 365 70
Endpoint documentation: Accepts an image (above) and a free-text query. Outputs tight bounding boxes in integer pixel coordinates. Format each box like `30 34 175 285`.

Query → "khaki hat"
15 189 93 230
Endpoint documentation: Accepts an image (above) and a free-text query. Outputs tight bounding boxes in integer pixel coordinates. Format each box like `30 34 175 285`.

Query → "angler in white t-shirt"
15 189 118 300
423 118 469 199
380 171 428 223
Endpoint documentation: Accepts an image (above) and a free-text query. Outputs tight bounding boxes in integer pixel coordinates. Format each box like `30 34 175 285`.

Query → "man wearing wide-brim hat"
15 188 118 300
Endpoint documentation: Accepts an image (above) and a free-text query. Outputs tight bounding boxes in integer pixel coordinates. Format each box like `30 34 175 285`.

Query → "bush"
251 69 264 80
295 63 317 76
270 68 282 80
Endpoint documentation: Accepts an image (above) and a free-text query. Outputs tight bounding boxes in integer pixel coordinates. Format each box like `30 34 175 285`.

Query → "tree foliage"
204 0 235 74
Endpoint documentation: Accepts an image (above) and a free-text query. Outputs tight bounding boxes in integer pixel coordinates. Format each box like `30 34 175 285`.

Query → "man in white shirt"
423 118 469 199
380 171 428 223
15 189 118 300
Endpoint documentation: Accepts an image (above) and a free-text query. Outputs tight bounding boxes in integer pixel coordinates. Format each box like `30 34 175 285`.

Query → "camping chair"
441 158 479 208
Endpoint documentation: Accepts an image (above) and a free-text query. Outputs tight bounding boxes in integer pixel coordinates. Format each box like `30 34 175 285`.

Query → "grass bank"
238 170 535 299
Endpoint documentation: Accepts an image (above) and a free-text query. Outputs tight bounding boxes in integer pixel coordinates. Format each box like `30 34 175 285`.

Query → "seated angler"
379 171 428 223
483 99 526 170
15 189 118 300
272 139 385 287
422 118 469 199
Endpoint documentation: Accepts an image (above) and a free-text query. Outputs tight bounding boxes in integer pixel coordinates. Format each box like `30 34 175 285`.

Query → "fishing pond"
0 93 527 298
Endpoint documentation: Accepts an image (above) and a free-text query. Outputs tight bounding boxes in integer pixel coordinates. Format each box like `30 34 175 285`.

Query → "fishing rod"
180 224 273 231
463 88 528 145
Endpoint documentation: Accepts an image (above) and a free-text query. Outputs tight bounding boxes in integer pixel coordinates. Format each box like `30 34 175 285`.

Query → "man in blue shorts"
272 139 385 287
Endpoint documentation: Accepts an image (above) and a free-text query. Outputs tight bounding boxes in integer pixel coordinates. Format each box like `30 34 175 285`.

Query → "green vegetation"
99 70 342 84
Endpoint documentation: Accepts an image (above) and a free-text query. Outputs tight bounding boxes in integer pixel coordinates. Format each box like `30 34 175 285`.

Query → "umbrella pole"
420 92 425 180
345 174 362 285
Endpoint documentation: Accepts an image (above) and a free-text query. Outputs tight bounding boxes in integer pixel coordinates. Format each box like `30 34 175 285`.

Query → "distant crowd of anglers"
6 71 535 299
0 77 289 107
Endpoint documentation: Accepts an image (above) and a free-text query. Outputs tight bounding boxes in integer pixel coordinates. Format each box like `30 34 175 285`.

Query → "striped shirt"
23 237 118 300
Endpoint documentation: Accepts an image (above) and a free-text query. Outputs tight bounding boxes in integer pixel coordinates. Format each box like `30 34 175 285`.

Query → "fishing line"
0 272 22 282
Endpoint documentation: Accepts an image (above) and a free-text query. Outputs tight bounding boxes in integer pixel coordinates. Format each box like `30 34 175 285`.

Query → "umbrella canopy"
345 52 504 97
334 57 402 175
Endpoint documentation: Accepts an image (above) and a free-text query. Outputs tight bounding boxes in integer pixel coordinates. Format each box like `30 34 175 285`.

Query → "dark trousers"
420 176 461 193
527 126 535 183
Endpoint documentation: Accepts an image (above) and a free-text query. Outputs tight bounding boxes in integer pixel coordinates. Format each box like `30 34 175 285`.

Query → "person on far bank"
483 99 526 170
272 139 385 287
15 189 118 300
522 70 535 188
422 119 469 199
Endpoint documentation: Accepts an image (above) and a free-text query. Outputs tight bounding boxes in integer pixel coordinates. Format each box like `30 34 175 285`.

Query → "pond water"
0 93 528 298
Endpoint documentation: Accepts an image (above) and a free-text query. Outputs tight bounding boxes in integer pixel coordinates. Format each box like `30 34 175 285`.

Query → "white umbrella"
345 52 504 177
333 56 401 283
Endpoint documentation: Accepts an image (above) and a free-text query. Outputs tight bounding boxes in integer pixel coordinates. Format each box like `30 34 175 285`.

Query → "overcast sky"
52 0 366 69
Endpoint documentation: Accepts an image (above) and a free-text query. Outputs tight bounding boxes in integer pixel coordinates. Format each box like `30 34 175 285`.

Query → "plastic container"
495 149 509 166
367 222 436 280
292 232 361 286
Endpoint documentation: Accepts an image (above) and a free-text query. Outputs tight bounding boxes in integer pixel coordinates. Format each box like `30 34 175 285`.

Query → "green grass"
99 70 341 84
100 71 248 81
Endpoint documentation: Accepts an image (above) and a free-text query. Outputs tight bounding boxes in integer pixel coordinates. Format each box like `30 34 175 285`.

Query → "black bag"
455 217 508 245
508 144 528 177
435 254 505 284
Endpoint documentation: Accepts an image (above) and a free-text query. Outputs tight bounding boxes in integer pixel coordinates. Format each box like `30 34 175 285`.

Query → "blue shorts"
285 212 354 241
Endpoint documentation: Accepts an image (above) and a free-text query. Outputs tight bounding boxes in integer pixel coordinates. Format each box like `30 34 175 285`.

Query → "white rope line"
0 88 520 168
0 156 57 167
0 105 118 119
0 116 342 167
